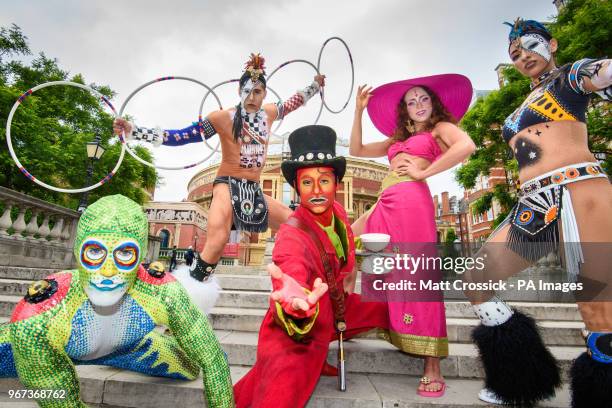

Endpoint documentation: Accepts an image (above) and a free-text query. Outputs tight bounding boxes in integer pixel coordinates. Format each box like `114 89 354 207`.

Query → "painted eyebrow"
113 241 139 251
82 239 107 250
406 95 427 102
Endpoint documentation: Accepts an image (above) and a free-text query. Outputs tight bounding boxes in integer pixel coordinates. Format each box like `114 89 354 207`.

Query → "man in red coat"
234 125 389 408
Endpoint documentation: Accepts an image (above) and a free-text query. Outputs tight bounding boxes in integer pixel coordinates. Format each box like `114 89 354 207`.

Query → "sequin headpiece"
504 18 552 44
243 53 266 82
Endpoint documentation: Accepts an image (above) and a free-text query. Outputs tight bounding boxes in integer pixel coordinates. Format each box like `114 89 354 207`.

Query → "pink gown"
365 132 448 357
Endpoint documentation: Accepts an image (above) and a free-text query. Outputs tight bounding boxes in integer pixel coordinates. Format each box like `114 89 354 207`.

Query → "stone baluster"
49 216 64 244
24 209 41 241
0 201 13 236
60 218 72 244
38 213 51 241
12 206 27 240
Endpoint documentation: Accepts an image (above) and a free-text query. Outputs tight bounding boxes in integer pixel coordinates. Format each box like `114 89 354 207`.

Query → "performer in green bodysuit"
0 195 233 408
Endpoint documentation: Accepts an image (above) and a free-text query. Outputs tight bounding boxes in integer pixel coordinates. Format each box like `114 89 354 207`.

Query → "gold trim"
380 171 416 193
274 300 319 341
378 329 449 357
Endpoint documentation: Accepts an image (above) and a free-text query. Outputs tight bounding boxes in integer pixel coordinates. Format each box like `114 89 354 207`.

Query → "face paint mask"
519 33 552 62
74 194 148 308
297 166 336 225
79 235 141 308
240 79 256 105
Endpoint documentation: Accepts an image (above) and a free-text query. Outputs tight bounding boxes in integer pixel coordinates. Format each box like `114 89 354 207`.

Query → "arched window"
159 229 170 248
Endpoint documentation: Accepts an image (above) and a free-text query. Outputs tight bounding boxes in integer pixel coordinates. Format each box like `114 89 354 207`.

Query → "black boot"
472 310 561 406
570 332 612 408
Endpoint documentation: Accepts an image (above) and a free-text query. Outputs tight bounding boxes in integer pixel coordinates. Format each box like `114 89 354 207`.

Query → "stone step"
0 289 582 322
209 307 585 346
0 278 31 296
0 304 588 347
0 264 267 283
0 271 584 321
217 330 583 381
216 274 272 291
0 266 59 281
0 364 571 408
214 291 582 321
214 265 268 275
0 295 22 317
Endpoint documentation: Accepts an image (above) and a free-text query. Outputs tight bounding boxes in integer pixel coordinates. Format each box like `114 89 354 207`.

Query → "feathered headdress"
504 18 552 43
244 53 266 82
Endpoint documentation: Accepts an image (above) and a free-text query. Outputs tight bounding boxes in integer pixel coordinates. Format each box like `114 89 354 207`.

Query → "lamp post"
77 134 106 213
194 233 199 252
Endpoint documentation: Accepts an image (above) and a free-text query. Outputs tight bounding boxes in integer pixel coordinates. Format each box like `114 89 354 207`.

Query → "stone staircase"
0 265 580 407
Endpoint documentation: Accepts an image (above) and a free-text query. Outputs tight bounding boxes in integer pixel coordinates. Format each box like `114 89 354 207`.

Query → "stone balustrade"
0 186 79 269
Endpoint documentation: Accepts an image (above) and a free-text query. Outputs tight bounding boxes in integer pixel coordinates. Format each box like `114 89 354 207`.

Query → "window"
229 230 240 244
282 182 292 206
159 229 170 248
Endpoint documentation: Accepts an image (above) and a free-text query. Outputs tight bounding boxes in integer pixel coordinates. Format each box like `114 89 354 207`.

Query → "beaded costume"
0 195 233 408
469 19 612 408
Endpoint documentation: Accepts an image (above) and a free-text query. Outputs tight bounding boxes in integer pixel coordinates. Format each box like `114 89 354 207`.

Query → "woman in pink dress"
350 74 475 397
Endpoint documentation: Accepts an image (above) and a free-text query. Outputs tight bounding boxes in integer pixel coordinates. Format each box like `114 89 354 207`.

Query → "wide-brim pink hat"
367 73 473 137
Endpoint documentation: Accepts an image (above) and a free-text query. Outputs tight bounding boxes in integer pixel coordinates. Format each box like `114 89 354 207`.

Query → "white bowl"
359 233 391 252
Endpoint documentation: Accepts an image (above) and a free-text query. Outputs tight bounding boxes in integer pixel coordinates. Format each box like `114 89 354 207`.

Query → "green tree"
0 25 158 208
549 0 612 168
445 229 457 245
456 0 611 227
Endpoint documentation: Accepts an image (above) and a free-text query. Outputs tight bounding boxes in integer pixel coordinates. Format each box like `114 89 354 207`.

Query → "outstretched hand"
355 84 373 112
113 118 133 137
268 263 328 314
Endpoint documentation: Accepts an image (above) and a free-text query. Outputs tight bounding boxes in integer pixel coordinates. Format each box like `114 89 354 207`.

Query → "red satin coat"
233 202 389 408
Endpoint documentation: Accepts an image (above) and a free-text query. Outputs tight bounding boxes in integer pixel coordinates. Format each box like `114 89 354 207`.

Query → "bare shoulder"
263 103 278 121
433 121 466 145
432 121 459 136
207 109 233 130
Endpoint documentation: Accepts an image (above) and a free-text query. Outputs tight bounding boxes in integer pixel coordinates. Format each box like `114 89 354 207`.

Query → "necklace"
530 68 558 90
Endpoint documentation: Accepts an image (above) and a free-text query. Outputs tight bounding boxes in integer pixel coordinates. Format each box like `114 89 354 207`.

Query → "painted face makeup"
510 33 552 63
240 80 266 113
520 34 552 62
79 235 141 307
404 87 432 123
297 166 336 223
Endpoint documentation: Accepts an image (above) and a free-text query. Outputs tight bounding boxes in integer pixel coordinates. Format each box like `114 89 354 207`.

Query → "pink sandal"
417 376 446 398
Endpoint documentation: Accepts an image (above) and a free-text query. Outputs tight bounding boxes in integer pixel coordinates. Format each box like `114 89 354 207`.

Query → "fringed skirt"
505 162 607 281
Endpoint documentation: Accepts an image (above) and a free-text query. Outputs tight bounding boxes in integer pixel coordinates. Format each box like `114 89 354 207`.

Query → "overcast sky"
2 0 558 201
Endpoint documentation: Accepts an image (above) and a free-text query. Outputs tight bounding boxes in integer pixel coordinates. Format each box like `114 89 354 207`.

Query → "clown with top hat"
233 125 390 408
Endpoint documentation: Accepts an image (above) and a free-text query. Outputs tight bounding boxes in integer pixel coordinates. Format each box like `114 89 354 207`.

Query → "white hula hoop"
267 59 324 130
317 36 355 114
119 76 223 170
5 80 125 194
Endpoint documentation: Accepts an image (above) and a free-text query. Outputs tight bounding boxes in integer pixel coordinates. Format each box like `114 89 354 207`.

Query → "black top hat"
281 125 347 188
